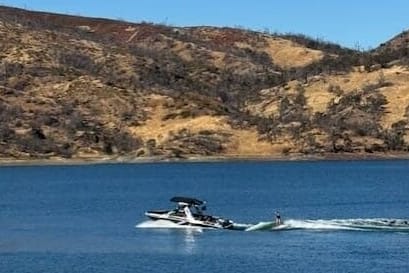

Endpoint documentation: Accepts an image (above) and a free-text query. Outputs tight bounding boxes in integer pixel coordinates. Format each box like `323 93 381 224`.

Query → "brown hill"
0 6 409 162
378 30 409 52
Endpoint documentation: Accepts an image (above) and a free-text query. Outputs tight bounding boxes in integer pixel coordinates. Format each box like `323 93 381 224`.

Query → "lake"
1 160 409 272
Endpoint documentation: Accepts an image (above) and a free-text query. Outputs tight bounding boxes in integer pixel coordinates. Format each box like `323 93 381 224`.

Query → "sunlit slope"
0 5 408 161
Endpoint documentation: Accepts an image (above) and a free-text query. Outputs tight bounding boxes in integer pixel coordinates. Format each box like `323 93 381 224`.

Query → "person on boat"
183 205 195 222
275 211 281 225
174 203 183 214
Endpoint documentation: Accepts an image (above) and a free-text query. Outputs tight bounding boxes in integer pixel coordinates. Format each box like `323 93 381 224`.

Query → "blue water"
1 160 409 272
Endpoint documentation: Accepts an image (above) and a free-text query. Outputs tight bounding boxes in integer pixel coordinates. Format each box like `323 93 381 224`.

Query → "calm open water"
1 160 409 273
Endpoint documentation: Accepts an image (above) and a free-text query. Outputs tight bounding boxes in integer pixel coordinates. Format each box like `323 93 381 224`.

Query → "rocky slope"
0 6 409 161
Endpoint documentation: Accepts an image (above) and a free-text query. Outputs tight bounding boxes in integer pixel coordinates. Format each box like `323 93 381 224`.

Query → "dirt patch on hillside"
262 37 324 68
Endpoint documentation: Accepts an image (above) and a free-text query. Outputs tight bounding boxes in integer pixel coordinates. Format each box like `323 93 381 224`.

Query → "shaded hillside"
0 6 409 161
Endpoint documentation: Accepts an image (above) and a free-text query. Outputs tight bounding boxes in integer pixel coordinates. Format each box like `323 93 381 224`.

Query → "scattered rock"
77 25 94 33
369 64 382 72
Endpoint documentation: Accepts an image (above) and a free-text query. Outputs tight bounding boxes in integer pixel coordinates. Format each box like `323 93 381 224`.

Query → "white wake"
245 218 409 232
136 218 409 233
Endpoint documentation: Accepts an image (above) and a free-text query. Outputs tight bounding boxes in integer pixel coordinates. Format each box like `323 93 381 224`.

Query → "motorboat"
145 196 235 229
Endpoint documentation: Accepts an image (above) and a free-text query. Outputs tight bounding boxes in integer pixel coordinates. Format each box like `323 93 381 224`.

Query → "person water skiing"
275 211 281 225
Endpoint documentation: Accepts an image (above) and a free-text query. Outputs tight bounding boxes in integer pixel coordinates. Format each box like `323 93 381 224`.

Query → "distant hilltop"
0 5 409 162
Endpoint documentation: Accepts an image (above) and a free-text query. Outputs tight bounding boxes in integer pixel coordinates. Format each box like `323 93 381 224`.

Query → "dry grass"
131 94 284 156
225 130 286 155
303 67 409 116
2 5 409 159
130 95 229 142
210 51 227 68
171 40 193 62
245 99 279 118
304 84 335 114
262 37 324 68
17 62 408 158
244 87 280 117
378 67 409 128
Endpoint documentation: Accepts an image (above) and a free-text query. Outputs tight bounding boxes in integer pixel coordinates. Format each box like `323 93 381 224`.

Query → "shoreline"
1 152 409 166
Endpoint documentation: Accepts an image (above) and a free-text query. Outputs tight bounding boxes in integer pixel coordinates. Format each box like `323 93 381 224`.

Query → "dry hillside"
1 6 409 161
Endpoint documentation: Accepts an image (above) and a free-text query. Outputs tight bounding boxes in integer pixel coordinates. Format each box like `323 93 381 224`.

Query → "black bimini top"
170 196 204 205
